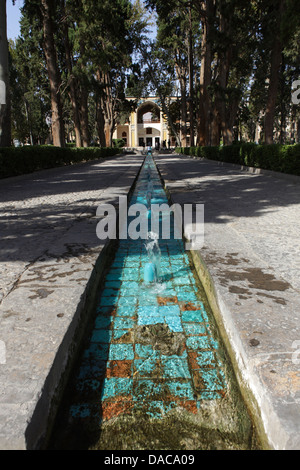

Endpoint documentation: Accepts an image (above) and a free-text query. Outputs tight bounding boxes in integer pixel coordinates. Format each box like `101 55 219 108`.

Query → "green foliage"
113 138 125 148
175 143 300 176
0 146 121 179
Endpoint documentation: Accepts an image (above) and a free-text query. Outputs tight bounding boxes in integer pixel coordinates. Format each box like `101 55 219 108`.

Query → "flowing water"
48 154 261 450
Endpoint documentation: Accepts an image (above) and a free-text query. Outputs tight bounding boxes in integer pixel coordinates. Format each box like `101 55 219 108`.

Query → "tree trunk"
41 0 65 147
175 60 187 147
264 0 284 145
0 0 11 147
61 0 81 147
197 0 212 147
78 41 90 147
96 97 106 147
217 12 232 146
188 6 194 147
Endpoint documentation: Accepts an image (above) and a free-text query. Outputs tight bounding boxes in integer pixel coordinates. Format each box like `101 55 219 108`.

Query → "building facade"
113 96 177 149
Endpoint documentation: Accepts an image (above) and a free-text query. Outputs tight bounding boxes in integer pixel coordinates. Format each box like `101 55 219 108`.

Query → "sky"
6 0 156 42
6 0 23 40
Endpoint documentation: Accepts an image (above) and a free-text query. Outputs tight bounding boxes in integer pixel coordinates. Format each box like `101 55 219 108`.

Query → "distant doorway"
146 137 152 147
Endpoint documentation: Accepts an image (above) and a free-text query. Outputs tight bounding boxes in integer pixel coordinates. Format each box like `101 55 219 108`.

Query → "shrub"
175 143 300 176
0 145 121 179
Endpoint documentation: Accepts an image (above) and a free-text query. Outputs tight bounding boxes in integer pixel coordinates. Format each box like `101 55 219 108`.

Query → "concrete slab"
0 155 144 449
154 153 300 450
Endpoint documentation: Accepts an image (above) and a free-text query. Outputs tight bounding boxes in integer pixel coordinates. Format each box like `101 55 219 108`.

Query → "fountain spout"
144 231 161 284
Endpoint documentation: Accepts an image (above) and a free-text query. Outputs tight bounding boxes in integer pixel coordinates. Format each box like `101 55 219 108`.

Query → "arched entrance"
137 101 162 148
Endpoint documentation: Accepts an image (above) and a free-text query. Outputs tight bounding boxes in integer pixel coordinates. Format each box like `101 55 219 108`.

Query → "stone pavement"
154 153 300 450
0 154 143 449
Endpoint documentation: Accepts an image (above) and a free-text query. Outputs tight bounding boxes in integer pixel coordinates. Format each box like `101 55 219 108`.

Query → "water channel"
48 153 261 450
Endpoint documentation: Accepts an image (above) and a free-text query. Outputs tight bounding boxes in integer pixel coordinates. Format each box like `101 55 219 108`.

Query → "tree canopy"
1 0 299 147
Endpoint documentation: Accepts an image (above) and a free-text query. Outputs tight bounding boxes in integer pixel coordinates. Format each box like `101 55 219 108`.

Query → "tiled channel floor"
49 155 258 450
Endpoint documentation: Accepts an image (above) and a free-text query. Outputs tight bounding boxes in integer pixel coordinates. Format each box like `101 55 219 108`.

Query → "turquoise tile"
133 379 163 397
121 281 140 289
101 378 133 400
201 369 224 391
76 378 101 393
94 316 113 329
106 270 123 281
114 316 135 330
182 323 207 336
181 311 203 322
134 357 158 376
165 315 183 332
186 335 211 350
173 276 191 286
135 343 155 358
118 296 138 307
194 350 215 368
199 391 222 401
70 404 91 418
176 292 198 303
162 357 191 379
83 343 110 360
122 269 140 281
99 297 117 307
116 305 134 317
109 344 134 361
138 314 165 326
91 329 113 343
104 281 122 290
138 305 160 316
167 381 194 400
101 288 119 298
113 329 128 341
158 304 181 316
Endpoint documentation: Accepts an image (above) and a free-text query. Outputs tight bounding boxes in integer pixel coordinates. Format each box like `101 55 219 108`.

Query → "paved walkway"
154 154 300 450
0 151 299 450
0 155 143 449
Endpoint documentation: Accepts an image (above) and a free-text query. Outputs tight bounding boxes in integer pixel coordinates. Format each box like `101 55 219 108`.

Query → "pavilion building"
113 96 178 149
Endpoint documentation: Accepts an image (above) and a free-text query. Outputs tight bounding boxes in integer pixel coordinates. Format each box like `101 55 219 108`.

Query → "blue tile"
116 305 133 317
134 357 158 376
194 350 215 368
182 323 207 336
201 369 224 391
167 381 194 400
181 311 203 322
133 379 162 398
104 281 122 289
113 329 128 341
70 404 91 418
114 317 135 330
165 315 183 332
83 343 110 360
101 378 133 400
135 343 155 358
94 316 113 329
162 357 191 379
109 344 134 361
99 297 117 307
91 329 113 343
186 336 211 350
158 304 181 316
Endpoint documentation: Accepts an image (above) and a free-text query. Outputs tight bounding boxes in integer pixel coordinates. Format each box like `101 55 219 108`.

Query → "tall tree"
0 0 11 147
34 0 65 146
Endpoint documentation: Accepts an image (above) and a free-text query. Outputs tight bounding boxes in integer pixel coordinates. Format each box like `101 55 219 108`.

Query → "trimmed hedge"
175 143 300 176
0 145 121 179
